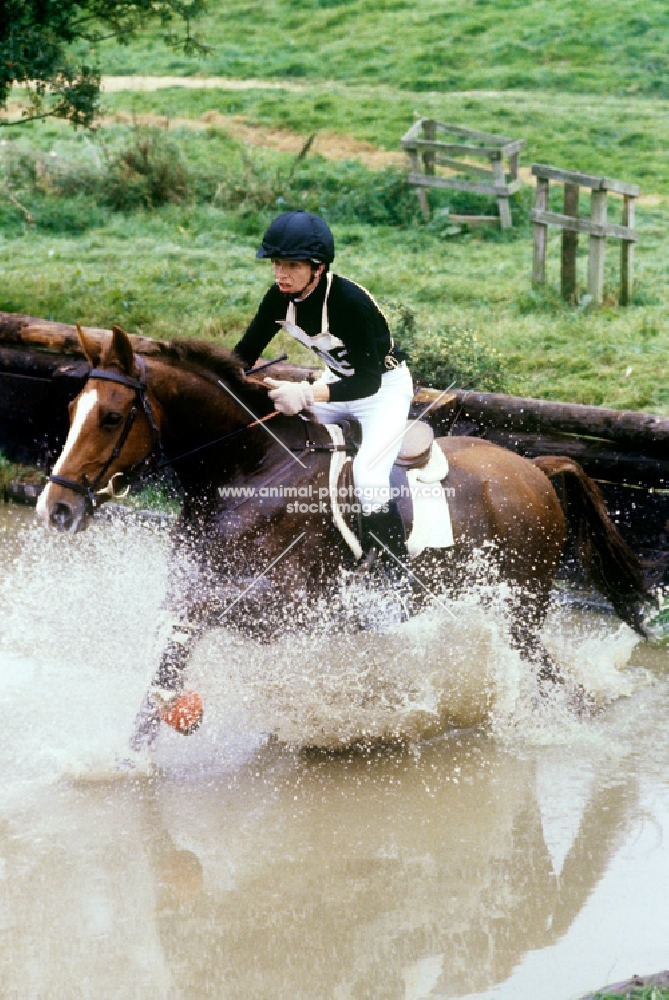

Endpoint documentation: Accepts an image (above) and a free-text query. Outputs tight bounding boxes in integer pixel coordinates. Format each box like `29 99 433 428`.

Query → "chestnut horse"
37 325 647 751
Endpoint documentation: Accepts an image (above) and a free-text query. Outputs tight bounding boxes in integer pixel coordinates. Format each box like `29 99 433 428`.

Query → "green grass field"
100 84 669 194
593 989 669 1000
1 0 668 413
97 0 669 99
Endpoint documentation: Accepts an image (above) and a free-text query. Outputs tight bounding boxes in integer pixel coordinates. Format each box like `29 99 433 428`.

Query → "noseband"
48 357 162 515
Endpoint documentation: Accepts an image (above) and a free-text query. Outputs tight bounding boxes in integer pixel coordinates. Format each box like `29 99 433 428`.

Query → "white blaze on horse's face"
36 386 99 530
51 387 99 476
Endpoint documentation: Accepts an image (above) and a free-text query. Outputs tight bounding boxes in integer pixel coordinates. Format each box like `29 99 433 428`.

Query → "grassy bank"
98 85 669 195
95 0 669 99
0 117 667 411
2 0 668 413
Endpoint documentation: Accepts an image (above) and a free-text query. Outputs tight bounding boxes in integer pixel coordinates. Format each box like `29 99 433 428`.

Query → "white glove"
264 378 314 416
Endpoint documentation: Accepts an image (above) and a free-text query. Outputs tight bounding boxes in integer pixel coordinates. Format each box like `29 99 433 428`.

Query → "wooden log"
0 370 72 465
587 189 608 304
532 163 606 190
532 178 549 286
420 119 436 221
532 163 640 197
407 173 522 196
481 428 669 488
561 183 579 302
0 312 160 357
447 388 669 455
409 388 459 436
0 344 82 378
401 119 425 142
2 314 667 460
620 194 635 305
402 121 518 147
530 209 637 242
499 139 526 157
600 176 641 197
593 483 669 570
493 157 512 229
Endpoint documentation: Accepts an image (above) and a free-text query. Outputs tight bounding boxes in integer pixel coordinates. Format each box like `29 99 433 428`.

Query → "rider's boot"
361 501 408 582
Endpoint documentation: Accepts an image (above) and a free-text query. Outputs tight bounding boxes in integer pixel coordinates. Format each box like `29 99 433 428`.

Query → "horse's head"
36 324 161 532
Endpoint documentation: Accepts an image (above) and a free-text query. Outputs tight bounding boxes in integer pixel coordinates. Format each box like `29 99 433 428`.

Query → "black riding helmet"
256 211 335 264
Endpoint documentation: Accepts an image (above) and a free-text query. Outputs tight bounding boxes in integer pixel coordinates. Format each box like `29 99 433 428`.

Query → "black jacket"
234 273 404 402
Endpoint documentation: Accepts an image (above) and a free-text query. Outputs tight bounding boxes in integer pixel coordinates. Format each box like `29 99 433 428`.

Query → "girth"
299 417 360 455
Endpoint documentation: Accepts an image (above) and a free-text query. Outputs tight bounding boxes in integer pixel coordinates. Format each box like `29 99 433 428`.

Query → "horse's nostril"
50 501 74 532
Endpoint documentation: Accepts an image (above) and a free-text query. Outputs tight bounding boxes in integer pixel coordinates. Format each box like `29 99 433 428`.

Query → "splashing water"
0 507 646 785
0 508 171 798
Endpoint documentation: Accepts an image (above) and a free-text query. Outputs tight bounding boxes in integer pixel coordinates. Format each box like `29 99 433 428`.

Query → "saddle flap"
338 418 363 452
394 420 434 469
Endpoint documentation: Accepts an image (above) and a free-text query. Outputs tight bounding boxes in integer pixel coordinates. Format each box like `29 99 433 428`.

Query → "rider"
234 210 414 563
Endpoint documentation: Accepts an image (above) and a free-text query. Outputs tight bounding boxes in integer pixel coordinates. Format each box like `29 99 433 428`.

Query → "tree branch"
0 111 57 127
1 190 35 225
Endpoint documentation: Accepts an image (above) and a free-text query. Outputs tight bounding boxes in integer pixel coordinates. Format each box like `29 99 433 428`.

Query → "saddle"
328 418 453 560
337 417 435 470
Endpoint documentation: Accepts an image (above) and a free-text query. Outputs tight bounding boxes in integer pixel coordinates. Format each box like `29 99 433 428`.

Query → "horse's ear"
76 323 102 368
110 324 135 375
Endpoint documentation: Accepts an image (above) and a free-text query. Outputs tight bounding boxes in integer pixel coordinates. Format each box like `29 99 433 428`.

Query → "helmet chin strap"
292 264 324 302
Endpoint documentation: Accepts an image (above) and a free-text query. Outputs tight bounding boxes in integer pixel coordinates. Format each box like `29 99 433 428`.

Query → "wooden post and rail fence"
400 119 641 304
530 164 639 305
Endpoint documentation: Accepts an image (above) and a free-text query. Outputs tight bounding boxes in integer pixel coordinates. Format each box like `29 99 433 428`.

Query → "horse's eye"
101 411 123 429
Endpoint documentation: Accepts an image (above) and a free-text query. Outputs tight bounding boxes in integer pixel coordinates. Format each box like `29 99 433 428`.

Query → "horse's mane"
145 338 248 387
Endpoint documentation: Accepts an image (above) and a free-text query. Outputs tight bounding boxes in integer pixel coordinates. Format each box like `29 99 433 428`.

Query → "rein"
155 410 280 470
49 350 343 512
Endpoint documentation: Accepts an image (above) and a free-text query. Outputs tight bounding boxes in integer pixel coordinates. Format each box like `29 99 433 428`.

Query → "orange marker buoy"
158 691 203 735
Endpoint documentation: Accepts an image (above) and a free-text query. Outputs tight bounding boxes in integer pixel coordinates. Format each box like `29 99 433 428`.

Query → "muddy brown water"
0 504 668 1000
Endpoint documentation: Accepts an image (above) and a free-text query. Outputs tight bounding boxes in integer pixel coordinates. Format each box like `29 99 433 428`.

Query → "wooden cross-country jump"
530 164 639 305
401 118 525 229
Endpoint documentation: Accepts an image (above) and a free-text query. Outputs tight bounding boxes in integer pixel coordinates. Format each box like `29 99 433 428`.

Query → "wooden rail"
531 164 639 305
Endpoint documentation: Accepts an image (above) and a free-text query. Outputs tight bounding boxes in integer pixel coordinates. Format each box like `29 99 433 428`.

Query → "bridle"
47 356 285 516
48 357 162 516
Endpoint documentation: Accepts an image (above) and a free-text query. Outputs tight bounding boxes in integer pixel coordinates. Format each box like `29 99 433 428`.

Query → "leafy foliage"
101 130 190 209
209 153 422 227
0 450 43 500
408 327 508 393
0 123 529 232
384 305 508 392
0 127 430 224
0 0 207 127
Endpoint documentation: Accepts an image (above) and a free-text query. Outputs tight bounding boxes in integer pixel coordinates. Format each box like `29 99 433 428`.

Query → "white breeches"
308 363 414 513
